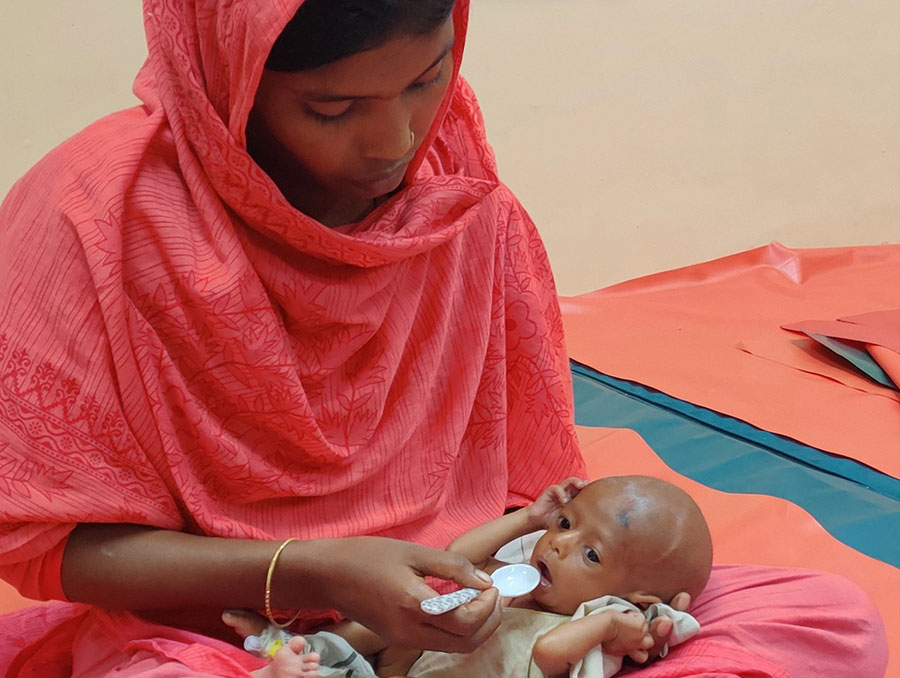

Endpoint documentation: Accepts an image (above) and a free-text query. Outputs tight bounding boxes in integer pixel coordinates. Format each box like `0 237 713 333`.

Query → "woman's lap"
0 564 888 677
620 564 888 677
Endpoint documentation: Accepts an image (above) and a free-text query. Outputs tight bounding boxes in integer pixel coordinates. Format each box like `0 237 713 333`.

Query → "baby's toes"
300 652 321 677
287 635 308 655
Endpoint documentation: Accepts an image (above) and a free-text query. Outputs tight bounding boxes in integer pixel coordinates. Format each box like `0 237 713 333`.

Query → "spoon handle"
420 588 481 615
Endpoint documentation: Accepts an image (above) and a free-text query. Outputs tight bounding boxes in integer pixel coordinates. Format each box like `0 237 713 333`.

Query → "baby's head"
529 475 712 615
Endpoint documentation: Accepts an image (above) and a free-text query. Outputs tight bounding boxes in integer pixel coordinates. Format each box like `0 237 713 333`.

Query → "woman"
0 1 886 676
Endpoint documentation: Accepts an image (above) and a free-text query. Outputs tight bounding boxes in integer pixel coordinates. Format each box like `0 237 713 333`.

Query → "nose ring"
409 130 415 145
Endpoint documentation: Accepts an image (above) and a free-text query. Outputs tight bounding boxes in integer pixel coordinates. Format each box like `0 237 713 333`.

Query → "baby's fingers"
626 632 654 664
559 477 587 499
642 615 675 662
628 648 650 664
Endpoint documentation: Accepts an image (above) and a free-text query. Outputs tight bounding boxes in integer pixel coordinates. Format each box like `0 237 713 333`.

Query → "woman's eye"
585 548 600 564
306 103 353 124
408 61 445 92
557 516 570 530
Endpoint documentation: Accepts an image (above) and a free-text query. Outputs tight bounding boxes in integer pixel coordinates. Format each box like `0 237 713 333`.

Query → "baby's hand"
602 610 654 664
526 477 587 529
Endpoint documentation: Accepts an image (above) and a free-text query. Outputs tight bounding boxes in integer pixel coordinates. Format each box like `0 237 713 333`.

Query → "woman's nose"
361 100 415 162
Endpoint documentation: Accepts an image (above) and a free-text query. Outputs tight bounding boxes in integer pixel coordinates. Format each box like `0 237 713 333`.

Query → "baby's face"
528 482 648 615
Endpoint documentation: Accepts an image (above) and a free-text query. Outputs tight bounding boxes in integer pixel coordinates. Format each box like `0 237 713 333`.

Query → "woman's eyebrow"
305 41 455 102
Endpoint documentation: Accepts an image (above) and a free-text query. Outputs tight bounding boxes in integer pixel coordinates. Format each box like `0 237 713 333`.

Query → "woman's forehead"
272 19 455 102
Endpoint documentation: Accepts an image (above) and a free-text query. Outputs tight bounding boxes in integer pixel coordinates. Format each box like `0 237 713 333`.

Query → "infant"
229 475 713 677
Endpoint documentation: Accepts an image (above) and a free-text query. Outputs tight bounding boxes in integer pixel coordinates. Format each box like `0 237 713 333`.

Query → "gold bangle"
265 537 301 628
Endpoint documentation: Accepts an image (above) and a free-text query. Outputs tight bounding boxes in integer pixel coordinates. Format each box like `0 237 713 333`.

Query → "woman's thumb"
420 549 493 590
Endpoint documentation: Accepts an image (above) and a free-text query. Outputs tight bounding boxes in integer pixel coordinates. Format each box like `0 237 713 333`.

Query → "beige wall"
2 1 897 294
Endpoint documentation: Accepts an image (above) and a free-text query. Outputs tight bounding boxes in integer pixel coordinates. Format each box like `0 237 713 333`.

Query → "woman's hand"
285 537 503 653
525 477 587 529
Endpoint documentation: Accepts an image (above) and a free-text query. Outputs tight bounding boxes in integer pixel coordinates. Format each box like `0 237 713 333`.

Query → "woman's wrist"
267 537 349 613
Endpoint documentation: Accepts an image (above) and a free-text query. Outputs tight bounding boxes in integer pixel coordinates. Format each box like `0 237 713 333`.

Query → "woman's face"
248 18 455 223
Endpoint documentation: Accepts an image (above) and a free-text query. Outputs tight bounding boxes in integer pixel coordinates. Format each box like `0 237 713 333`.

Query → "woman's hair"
266 0 457 72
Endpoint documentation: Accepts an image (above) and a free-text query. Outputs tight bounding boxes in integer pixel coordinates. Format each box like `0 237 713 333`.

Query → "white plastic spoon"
419 564 541 615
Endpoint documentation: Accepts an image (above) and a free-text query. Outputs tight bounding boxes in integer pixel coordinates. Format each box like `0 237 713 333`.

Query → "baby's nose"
552 532 575 557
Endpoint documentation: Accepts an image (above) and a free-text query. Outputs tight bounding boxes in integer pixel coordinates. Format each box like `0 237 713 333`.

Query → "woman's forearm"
61 523 323 612
61 524 503 653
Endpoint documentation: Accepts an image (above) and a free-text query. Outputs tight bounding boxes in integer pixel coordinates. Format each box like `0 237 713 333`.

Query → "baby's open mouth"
537 559 552 587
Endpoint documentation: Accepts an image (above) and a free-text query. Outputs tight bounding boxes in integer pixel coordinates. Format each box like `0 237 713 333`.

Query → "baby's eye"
557 516 571 530
585 548 600 563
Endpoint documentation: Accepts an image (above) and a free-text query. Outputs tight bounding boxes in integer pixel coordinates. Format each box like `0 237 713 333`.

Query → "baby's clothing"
409 596 699 678
244 596 698 678
244 626 375 677
245 527 701 677
409 606 563 677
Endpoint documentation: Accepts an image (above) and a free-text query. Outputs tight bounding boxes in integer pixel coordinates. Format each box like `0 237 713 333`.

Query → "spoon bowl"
420 563 541 615
490 563 541 597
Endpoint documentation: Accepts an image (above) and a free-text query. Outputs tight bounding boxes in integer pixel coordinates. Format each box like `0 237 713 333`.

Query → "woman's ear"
624 591 663 608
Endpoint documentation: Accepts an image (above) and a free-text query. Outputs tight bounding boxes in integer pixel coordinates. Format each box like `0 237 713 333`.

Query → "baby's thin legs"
222 609 269 638
251 636 321 678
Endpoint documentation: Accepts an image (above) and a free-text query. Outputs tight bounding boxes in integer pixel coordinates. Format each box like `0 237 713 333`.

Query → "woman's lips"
354 165 408 195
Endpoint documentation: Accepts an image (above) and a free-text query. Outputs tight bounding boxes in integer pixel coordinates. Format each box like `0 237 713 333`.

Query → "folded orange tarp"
782 309 900 389
577 425 898 678
783 309 900 354
561 244 900 478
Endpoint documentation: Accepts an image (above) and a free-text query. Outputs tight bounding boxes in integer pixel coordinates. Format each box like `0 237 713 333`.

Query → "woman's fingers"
406 549 502 651
306 537 504 653
420 587 502 651
414 548 493 591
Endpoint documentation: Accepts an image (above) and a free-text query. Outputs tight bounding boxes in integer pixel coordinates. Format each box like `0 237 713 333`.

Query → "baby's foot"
252 636 321 678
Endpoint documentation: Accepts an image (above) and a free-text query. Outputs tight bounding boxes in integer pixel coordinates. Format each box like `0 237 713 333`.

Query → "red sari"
0 1 887 676
0 0 583 673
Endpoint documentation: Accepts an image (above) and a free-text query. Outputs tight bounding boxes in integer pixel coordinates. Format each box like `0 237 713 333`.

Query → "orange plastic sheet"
560 244 900 478
577 425 899 678
0 582 32 616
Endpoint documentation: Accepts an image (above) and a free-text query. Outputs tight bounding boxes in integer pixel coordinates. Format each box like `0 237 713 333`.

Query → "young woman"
0 1 886 676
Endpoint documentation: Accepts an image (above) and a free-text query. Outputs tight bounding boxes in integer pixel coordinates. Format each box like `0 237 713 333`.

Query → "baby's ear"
623 591 663 608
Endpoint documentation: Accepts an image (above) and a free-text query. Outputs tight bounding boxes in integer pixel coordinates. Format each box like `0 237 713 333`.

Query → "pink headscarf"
0 0 583 633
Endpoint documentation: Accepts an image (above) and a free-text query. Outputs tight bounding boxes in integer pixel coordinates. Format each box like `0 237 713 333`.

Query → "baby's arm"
322 619 386 657
323 622 421 678
447 506 537 569
531 609 653 677
374 646 423 677
448 477 586 568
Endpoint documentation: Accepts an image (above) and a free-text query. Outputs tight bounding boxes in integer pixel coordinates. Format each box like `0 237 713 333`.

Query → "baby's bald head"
577 476 713 603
